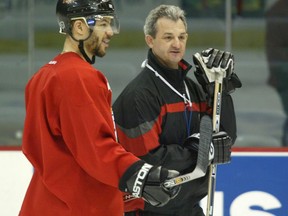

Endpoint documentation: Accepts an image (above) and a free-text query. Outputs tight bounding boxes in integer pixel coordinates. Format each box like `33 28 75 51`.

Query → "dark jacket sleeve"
140 143 197 174
220 93 237 143
113 87 197 173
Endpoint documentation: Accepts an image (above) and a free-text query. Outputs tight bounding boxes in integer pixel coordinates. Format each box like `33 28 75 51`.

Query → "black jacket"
113 49 237 215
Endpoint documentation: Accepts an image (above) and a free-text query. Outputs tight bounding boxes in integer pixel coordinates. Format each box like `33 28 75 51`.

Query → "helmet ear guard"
58 20 67 34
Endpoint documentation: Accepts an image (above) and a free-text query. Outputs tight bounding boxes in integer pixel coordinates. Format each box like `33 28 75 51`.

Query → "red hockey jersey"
20 52 139 216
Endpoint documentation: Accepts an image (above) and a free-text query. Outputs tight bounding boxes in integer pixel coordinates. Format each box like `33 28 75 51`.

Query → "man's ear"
145 35 154 48
72 20 88 37
74 20 83 32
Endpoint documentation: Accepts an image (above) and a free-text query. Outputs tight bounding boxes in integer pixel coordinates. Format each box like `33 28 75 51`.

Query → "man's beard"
94 47 105 57
89 36 106 58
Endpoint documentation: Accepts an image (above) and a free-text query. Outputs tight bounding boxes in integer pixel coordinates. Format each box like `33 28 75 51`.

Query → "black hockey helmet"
56 0 119 34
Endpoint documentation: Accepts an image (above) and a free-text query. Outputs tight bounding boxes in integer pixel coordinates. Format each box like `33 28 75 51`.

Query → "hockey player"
113 5 242 216
19 1 181 215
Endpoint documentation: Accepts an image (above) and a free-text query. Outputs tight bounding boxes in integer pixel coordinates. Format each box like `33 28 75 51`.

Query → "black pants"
125 212 170 216
125 206 204 216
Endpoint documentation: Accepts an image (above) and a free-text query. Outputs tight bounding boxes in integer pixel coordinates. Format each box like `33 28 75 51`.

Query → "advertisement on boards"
214 148 288 216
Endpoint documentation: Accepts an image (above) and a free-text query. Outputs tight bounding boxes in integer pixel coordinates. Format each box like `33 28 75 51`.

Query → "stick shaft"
206 164 217 216
212 82 222 133
206 80 222 216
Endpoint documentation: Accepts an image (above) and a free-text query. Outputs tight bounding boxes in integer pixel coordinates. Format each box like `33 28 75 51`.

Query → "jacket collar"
147 49 192 86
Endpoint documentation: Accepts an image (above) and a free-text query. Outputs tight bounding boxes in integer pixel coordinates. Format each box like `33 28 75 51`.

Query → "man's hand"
184 131 232 165
193 48 242 104
193 48 234 82
183 133 200 157
211 131 233 164
119 162 181 207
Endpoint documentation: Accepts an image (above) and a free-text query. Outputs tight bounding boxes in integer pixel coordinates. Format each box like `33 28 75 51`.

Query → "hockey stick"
163 115 212 188
123 116 213 203
206 70 225 216
192 50 233 215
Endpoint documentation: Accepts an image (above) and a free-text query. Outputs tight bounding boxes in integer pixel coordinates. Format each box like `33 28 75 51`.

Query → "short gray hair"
143 5 187 38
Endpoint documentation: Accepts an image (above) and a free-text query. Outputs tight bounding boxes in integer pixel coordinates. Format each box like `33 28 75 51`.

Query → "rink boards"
0 147 288 216
209 147 288 216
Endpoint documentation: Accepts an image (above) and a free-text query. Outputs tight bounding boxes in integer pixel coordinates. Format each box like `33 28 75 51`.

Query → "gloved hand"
119 162 181 207
183 133 200 156
211 131 233 164
193 48 242 105
184 131 232 165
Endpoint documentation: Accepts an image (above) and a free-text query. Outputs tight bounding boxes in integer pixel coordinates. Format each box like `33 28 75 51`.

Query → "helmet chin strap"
78 40 95 64
70 29 96 64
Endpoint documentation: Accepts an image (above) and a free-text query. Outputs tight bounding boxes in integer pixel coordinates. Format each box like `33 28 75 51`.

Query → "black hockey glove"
184 133 213 165
119 161 181 207
211 131 233 164
184 131 232 165
193 48 242 105
183 133 200 157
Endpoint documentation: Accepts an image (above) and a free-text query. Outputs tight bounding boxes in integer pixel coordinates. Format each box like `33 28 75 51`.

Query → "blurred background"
0 0 287 148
